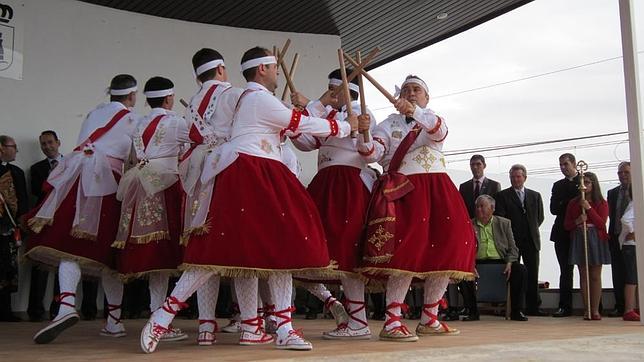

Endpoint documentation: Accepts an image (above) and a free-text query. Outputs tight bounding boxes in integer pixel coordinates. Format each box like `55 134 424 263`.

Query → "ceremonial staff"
355 50 371 143
577 160 592 320
337 49 358 138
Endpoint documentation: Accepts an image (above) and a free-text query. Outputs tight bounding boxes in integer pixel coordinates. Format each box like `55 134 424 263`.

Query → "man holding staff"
356 73 476 341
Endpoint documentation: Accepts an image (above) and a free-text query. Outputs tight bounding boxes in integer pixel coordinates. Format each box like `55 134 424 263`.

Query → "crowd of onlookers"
0 133 638 323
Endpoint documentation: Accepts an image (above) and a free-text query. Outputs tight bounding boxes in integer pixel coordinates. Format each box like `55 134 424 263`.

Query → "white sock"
101 269 124 331
268 273 294 340
234 277 259 332
56 260 81 318
341 277 368 329
306 283 333 305
421 276 450 327
154 269 213 328
149 272 169 312
198 274 220 323
385 275 412 331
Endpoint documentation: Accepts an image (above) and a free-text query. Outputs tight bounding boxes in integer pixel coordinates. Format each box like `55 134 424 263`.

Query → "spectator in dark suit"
0 135 28 322
459 154 502 218
606 161 631 317
494 164 547 316
549 153 580 318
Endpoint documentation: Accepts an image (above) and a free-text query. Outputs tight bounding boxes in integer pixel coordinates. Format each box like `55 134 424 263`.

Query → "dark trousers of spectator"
517 240 541 312
461 260 527 316
369 292 385 320
554 239 574 311
609 237 625 313
122 279 149 319
405 287 423 319
27 265 50 320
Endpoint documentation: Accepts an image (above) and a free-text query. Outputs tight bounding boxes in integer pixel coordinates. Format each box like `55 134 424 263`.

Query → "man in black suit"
0 135 28 322
606 161 631 317
459 154 502 218
27 130 63 321
549 153 580 318
494 164 546 316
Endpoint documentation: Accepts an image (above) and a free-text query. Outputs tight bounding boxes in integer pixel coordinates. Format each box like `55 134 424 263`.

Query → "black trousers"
609 235 625 312
27 265 50 319
554 239 574 310
517 240 541 311
462 260 527 315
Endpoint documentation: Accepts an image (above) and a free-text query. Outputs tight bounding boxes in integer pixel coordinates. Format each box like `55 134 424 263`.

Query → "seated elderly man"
460 195 529 321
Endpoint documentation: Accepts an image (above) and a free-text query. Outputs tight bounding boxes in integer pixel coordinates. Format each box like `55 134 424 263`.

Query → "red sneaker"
623 310 640 322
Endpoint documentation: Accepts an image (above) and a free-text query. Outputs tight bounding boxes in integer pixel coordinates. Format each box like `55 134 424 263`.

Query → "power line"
370 51 644 112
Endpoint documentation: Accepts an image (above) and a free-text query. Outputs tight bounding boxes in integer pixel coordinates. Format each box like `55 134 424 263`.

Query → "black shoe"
305 312 318 320
0 313 22 322
511 312 529 321
552 308 572 318
526 309 549 317
606 309 624 318
442 311 460 321
462 314 480 321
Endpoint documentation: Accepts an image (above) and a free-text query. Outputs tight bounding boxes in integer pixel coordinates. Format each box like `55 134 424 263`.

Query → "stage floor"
1 315 643 361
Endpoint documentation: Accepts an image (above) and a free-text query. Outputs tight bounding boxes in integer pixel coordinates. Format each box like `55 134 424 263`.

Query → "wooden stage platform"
1 315 643 361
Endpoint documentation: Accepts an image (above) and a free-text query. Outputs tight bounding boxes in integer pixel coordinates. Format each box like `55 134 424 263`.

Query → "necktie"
474 180 481 199
517 190 524 206
405 116 415 124
50 159 58 170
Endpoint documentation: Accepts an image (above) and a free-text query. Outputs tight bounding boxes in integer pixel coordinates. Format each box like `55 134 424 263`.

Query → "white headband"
329 78 360 93
195 59 225 76
394 77 429 97
144 88 174 98
240 56 277 72
109 86 137 96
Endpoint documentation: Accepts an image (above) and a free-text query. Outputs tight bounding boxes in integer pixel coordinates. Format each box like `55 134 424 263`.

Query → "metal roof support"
618 0 644 325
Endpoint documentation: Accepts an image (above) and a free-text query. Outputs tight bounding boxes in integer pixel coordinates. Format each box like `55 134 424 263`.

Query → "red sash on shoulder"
141 115 165 151
181 85 218 162
74 109 130 151
363 124 421 264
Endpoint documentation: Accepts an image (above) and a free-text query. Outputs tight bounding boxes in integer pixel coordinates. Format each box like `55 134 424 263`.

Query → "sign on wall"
0 0 23 80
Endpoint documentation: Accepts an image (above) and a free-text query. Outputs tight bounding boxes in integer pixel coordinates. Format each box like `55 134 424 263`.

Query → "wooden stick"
180 98 189 108
347 47 380 83
338 49 357 138
275 39 296 93
356 50 371 143
344 52 397 104
281 53 300 101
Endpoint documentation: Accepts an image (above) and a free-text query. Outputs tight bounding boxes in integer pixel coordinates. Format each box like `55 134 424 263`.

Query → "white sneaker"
33 311 80 344
276 329 313 350
100 324 127 338
161 326 188 341
322 324 372 340
140 319 170 354
239 329 274 345
221 320 241 333
327 299 350 326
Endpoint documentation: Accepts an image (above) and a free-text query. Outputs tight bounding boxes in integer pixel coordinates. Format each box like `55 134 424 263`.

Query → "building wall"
0 0 339 312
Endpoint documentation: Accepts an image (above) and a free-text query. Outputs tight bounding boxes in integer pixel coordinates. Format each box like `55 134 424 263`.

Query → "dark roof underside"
79 0 532 69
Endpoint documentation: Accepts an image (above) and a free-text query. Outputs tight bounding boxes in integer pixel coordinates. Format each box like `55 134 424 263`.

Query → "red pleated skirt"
360 173 476 279
182 153 333 277
115 182 184 277
24 179 120 273
307 165 370 274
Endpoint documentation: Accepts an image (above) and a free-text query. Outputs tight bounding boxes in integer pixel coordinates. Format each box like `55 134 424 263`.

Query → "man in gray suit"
460 195 528 321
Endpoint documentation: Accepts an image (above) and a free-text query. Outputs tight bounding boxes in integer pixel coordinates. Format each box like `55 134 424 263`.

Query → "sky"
360 0 644 289
364 0 642 186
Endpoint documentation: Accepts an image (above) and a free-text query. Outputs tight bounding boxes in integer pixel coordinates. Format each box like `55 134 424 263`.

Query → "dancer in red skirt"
180 48 244 346
25 74 139 343
140 47 356 353
290 69 378 339
357 75 476 341
112 76 188 342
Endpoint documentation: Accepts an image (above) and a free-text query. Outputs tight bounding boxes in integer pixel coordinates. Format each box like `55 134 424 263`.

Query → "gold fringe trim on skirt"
112 231 171 249
27 216 53 233
23 246 113 277
362 254 393 264
180 220 211 246
179 262 338 280
70 226 97 241
355 267 475 282
119 268 182 282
